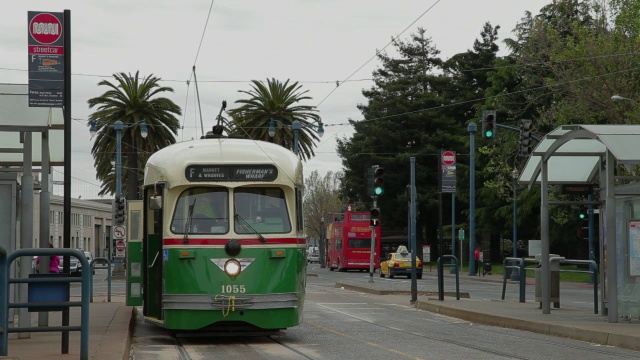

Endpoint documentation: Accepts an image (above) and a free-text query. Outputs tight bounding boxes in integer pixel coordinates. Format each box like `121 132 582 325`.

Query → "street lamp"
320 217 325 269
511 168 520 281
89 119 147 276
268 118 324 155
89 119 148 198
611 95 639 105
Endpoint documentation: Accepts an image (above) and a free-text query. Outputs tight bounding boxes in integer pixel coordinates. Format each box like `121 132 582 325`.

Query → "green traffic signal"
579 207 588 219
482 110 496 139
373 167 384 196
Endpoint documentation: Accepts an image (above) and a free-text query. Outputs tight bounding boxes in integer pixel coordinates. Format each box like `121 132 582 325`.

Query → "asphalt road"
126 265 636 360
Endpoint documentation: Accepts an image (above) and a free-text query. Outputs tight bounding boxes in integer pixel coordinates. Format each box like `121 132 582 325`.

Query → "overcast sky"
2 0 552 198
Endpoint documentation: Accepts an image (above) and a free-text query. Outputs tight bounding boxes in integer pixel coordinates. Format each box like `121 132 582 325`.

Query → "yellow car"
379 246 423 279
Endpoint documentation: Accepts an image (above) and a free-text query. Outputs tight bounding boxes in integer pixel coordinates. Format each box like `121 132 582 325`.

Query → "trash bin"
483 262 492 276
534 254 563 307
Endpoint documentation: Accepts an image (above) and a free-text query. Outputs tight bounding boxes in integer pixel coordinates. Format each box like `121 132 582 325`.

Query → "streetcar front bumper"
163 293 299 310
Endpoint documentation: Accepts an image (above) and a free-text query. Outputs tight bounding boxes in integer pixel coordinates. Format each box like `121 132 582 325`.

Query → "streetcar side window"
234 187 291 234
171 188 229 234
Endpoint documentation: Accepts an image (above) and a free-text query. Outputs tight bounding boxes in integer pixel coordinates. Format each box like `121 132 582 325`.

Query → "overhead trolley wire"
315 0 443 109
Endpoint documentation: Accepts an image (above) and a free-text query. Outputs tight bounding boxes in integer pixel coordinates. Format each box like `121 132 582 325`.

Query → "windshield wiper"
234 213 266 242
183 198 196 243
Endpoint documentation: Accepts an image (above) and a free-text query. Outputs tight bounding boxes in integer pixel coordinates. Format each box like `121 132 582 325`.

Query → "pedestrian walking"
474 245 481 276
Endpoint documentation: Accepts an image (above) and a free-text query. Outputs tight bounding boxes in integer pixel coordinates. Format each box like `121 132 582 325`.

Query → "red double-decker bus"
325 210 381 271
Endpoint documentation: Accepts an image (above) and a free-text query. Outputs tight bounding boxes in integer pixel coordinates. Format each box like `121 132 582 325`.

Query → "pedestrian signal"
370 208 380 227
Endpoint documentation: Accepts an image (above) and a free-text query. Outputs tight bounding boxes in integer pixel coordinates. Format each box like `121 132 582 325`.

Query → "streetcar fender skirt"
163 306 302 330
162 292 299 310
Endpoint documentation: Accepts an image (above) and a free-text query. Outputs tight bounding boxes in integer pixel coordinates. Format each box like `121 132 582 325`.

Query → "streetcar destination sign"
185 164 278 182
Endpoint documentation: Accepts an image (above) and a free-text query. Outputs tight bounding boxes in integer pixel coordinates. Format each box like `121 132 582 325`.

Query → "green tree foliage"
87 71 181 199
338 27 477 257
338 0 640 260
227 78 322 161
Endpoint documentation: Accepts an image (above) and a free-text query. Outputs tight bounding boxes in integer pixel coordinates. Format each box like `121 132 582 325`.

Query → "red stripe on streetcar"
162 237 306 246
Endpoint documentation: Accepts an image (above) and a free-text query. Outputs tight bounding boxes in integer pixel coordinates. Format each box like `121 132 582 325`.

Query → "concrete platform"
1 295 132 360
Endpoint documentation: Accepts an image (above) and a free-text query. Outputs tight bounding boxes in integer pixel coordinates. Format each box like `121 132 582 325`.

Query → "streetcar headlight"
224 259 241 276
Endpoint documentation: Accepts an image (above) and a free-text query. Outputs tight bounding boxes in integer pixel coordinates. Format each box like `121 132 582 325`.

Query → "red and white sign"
113 225 127 239
442 151 456 165
115 240 126 258
29 13 62 44
115 240 125 252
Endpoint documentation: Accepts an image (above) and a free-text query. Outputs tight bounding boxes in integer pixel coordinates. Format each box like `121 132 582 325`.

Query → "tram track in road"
131 324 317 360
165 336 316 360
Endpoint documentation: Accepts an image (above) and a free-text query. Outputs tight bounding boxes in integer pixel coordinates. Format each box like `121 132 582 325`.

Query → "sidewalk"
335 272 640 352
1 294 133 360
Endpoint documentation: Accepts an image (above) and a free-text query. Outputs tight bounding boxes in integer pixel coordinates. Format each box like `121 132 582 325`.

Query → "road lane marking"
305 320 425 360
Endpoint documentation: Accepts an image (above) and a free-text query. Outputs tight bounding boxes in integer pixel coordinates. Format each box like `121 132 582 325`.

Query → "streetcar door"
143 186 164 320
126 200 143 306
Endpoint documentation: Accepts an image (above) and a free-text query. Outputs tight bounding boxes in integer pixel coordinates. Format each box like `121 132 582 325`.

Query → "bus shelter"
520 124 640 322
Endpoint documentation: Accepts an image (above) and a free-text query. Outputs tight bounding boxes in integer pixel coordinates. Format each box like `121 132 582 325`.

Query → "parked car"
307 247 320 264
379 245 422 279
59 251 95 275
307 251 320 264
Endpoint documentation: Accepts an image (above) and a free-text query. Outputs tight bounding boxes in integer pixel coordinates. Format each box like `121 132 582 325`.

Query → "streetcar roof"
144 137 303 188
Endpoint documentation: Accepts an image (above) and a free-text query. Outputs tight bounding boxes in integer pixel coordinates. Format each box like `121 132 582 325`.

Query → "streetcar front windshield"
171 188 229 234
234 187 291 234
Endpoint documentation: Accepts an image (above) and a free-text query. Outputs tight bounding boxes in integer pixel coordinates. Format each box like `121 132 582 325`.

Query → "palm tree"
227 78 322 161
87 71 182 199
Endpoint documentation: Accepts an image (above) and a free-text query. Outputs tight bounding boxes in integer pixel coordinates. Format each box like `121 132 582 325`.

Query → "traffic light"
519 119 533 156
578 206 588 220
370 208 380 227
373 167 384 196
482 110 497 139
115 195 126 225
577 227 589 240
366 167 375 196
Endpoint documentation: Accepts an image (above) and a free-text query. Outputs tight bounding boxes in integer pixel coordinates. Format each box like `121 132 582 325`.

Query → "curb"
413 300 640 352
335 281 470 298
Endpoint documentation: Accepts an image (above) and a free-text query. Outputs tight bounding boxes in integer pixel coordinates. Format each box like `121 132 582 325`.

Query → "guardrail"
0 247 90 360
90 257 112 302
502 257 598 314
501 257 525 303
558 259 598 314
437 255 460 300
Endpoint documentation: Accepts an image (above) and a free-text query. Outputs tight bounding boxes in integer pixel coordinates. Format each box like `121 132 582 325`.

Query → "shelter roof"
0 83 65 165
519 124 640 186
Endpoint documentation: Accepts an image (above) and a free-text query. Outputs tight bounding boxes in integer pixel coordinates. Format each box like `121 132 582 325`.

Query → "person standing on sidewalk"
36 242 60 273
474 245 481 276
